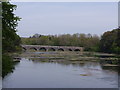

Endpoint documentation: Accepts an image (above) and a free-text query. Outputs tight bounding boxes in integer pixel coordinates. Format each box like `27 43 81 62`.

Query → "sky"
11 2 118 37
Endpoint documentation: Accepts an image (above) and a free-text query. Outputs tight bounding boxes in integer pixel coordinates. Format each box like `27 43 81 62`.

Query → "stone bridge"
21 45 84 52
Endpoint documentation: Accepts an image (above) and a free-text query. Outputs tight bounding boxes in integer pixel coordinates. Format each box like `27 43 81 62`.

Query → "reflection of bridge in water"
21 45 84 52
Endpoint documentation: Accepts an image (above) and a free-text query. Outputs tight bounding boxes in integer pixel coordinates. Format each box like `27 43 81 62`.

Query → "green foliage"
2 2 21 77
2 2 21 53
100 28 120 54
2 54 14 78
22 28 120 54
21 33 100 52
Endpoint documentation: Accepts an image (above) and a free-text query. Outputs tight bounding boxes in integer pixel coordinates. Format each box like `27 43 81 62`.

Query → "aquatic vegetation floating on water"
80 74 90 76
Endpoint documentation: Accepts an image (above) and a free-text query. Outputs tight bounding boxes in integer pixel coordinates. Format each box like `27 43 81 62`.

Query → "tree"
2 2 21 77
100 28 120 54
116 28 120 47
2 2 21 53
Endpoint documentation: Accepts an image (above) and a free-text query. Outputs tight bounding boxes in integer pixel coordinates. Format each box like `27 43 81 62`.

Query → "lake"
2 51 119 88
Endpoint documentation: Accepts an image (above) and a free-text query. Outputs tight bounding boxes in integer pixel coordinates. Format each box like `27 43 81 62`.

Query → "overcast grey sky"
12 2 118 37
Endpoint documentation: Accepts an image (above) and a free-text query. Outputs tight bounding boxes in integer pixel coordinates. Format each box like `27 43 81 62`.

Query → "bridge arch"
21 45 83 52
22 47 27 51
48 48 56 51
30 47 37 51
58 48 64 51
68 48 72 51
74 49 80 51
39 47 46 51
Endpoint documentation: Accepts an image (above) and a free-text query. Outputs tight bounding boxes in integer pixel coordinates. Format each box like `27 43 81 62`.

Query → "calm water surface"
2 52 119 88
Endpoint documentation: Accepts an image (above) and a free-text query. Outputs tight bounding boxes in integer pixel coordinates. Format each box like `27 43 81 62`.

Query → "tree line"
22 33 100 52
21 28 120 54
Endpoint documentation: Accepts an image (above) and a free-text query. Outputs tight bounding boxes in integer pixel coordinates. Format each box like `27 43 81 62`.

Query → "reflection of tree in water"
100 59 119 65
29 57 87 67
2 55 20 78
101 66 119 72
100 59 119 72
29 57 119 73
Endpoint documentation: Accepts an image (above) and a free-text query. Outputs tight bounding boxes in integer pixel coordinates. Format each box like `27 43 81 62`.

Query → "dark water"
2 52 119 88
